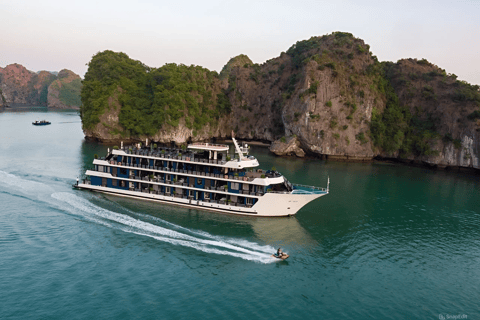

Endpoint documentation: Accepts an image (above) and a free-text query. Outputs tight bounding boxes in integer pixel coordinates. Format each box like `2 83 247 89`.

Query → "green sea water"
1 108 479 319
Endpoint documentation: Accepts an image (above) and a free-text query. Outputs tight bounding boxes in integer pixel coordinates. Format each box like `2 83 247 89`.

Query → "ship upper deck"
187 142 229 152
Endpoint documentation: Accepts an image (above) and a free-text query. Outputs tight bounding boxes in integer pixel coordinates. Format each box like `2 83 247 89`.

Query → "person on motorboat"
276 248 283 257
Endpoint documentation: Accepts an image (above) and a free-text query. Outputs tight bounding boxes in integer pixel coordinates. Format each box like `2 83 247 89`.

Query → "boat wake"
0 170 276 263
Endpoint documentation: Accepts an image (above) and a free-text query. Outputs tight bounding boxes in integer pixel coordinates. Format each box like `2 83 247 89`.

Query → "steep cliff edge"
0 64 82 109
375 59 480 169
79 32 480 170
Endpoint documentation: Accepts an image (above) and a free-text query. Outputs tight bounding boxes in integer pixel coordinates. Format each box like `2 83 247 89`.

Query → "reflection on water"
248 216 316 247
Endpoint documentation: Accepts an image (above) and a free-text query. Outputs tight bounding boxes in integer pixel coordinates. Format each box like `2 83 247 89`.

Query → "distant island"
0 64 82 109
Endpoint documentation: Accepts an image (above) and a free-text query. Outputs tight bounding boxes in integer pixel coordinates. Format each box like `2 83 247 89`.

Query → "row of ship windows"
108 156 230 175
94 165 266 193
91 177 256 205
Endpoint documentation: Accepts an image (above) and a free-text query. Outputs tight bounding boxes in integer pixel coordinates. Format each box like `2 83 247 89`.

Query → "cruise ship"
74 138 329 217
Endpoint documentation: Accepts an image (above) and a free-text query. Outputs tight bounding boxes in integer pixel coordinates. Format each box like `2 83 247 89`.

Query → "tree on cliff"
81 50 228 137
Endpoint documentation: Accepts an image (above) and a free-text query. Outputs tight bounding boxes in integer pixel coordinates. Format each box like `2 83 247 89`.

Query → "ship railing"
188 142 229 149
119 149 230 165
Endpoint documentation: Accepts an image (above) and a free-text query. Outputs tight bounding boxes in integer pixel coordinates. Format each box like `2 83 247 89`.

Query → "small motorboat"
32 120 51 126
271 253 289 260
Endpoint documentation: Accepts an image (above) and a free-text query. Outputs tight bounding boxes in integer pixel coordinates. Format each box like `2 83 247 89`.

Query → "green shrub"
442 133 454 143
453 139 462 149
417 58 430 66
325 62 336 70
467 110 480 120
357 44 366 53
280 136 286 143
330 120 338 129
325 101 332 107
355 132 368 144
306 81 319 95
294 112 301 121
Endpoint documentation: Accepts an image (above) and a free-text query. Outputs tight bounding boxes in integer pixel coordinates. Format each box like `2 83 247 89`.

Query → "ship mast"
231 131 245 160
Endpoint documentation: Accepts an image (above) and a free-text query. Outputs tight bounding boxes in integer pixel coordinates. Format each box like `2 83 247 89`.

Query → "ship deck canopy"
187 143 229 152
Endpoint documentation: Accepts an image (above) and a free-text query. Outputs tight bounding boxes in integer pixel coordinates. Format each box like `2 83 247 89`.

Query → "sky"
1 0 479 85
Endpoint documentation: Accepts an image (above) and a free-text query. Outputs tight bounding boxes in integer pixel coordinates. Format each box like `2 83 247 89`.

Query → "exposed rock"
0 64 81 109
0 64 35 104
47 69 82 109
270 136 305 157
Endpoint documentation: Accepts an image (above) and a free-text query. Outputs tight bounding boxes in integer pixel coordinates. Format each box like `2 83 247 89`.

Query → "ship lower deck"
74 183 326 217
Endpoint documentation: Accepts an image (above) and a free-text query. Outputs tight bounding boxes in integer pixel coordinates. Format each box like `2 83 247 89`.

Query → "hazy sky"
1 0 479 85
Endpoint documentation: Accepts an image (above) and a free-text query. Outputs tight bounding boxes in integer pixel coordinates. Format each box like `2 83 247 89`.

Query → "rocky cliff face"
79 33 480 170
379 59 480 169
224 34 382 161
0 64 82 109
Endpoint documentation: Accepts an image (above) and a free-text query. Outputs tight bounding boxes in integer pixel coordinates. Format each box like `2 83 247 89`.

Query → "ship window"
166 187 170 193
101 178 107 186
120 180 126 187
197 178 202 184
246 198 253 205
231 182 239 190
112 179 117 186
120 168 127 175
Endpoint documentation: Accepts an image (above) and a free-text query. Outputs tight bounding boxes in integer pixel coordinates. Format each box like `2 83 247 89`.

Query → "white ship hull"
76 183 327 217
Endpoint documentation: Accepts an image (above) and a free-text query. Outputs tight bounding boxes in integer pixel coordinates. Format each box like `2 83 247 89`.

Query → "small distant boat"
32 120 51 126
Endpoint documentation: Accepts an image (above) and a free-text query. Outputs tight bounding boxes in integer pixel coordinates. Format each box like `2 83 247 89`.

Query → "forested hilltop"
80 32 480 170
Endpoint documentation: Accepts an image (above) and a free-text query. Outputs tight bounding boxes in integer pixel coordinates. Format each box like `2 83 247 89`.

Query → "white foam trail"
51 192 276 263
0 170 55 196
106 201 275 254
0 170 277 262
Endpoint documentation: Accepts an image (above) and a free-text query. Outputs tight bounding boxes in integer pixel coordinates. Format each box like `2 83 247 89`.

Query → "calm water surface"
1 108 479 319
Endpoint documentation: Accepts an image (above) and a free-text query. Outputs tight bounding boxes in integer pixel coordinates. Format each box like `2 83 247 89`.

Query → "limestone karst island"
2 32 479 170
